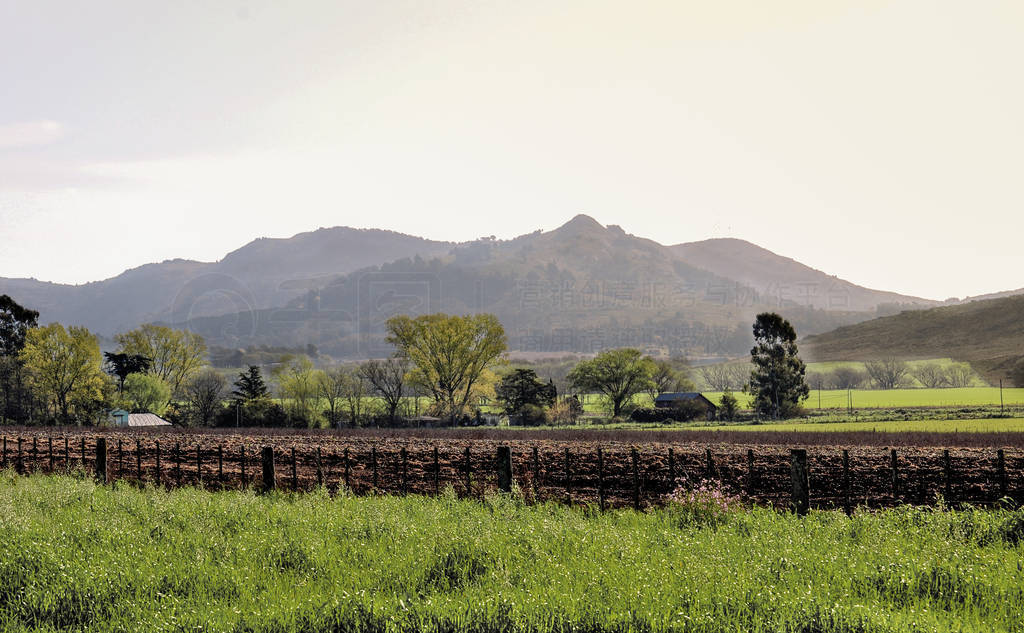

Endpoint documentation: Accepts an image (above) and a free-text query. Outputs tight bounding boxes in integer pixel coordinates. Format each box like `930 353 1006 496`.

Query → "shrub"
666 479 743 528
514 403 550 426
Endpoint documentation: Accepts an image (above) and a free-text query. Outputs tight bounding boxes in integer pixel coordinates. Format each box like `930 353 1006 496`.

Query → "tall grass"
0 472 1022 632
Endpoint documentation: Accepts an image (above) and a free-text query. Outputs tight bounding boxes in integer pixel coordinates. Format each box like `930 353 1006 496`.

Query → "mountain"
0 228 453 335
802 294 1024 382
1 214 974 359
670 238 937 312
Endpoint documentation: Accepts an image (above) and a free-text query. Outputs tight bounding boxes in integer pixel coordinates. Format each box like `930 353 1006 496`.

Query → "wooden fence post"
17 437 23 473
95 437 107 484
705 448 715 479
316 447 323 488
31 437 37 472
196 444 202 486
433 446 439 495
401 448 409 495
291 447 298 492
1 436 5 469
464 447 471 496
790 449 809 516
261 446 276 492
943 449 952 502
63 438 68 471
218 445 224 483
668 447 676 490
372 446 379 491
240 445 247 488
532 447 540 496
136 440 142 483
80 437 85 470
597 447 606 510
890 449 899 502
842 450 851 516
997 449 1007 500
631 447 640 510
343 448 350 489
747 449 755 496
496 446 513 493
563 448 571 503
48 437 54 472
173 442 181 486
117 439 122 478
155 440 161 486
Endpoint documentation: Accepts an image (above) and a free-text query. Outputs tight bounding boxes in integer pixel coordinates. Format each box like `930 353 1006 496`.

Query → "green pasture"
1 473 1023 632
724 417 1024 434
699 387 1024 410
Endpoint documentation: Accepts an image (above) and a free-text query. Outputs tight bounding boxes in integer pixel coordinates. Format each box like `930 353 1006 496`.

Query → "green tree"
114 324 207 396
317 367 348 427
644 358 695 403
0 295 39 423
748 313 809 420
567 348 654 417
232 366 269 402
103 352 152 394
20 323 107 423
495 368 556 416
274 356 321 427
386 313 507 423
123 373 171 416
719 390 739 421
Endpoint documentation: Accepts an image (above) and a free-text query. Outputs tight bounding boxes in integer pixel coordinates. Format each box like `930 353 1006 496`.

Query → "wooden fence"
0 435 1019 512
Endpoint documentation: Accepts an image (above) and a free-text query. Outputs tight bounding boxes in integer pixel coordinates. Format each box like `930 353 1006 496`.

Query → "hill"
0 228 453 335
670 238 937 312
802 295 1024 382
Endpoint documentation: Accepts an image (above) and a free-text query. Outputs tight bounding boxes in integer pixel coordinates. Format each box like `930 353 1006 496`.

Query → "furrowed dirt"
2 427 1020 510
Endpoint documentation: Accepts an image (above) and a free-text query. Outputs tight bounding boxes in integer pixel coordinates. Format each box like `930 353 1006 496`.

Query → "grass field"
698 387 1024 410
724 418 1024 434
2 473 1023 632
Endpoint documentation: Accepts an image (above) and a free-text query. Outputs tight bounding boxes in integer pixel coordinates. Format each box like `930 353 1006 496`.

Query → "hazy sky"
1 0 1022 300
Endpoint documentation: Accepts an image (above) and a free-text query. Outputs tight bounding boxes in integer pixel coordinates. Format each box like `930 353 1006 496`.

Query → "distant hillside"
0 228 453 335
803 295 1024 382
671 238 937 312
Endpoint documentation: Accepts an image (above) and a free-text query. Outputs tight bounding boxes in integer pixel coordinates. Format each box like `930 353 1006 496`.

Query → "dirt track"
2 427 1020 510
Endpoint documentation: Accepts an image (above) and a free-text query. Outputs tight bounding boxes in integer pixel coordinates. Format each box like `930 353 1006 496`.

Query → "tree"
20 323 107 423
317 367 348 427
748 313 809 420
645 358 695 403
341 368 367 426
495 368 557 417
360 358 408 423
386 313 507 422
103 352 152 393
123 373 171 415
831 366 867 390
945 362 974 388
912 362 948 388
567 348 653 418
698 363 747 391
719 390 739 421
864 358 909 389
1010 359 1024 388
232 366 269 402
114 324 207 396
274 356 321 427
184 368 227 426
0 295 39 423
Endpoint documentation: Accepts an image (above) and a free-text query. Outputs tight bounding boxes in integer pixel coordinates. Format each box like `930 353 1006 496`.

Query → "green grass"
2 474 1024 632
699 387 1024 410
724 418 1024 433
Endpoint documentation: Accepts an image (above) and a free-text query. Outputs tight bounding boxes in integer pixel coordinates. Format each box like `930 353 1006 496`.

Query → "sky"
1 0 1022 300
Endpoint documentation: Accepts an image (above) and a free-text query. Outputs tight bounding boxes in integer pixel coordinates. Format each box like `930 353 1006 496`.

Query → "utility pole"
1000 379 1004 417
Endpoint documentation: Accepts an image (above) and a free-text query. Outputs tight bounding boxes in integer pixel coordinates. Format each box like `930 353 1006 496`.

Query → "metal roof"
126 413 172 427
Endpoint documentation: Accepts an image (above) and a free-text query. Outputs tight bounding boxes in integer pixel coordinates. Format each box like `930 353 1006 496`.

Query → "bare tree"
945 362 975 388
698 363 748 391
645 358 696 402
912 362 948 388
864 358 909 389
360 358 408 423
184 368 227 427
342 369 367 426
317 367 347 427
831 366 867 390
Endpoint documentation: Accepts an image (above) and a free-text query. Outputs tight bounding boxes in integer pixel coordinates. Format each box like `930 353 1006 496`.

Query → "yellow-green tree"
274 355 321 427
386 313 507 422
114 324 207 396
21 323 107 423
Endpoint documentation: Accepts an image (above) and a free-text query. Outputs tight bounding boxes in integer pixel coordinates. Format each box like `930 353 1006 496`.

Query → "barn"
653 392 718 420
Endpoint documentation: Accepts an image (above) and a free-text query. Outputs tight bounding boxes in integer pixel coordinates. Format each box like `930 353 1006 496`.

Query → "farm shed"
109 409 173 427
653 392 718 420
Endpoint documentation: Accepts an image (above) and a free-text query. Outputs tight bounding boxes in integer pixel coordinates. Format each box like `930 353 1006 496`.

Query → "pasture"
725 418 1024 434
1 473 1022 632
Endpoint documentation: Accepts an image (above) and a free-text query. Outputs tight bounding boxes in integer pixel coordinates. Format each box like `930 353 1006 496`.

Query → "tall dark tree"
496 368 556 416
103 352 152 394
0 295 39 422
748 313 809 420
360 358 408 424
231 365 269 402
